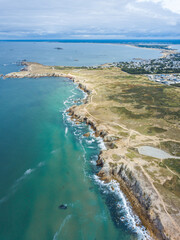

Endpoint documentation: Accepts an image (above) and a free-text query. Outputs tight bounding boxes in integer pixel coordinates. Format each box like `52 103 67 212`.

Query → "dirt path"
83 86 180 234
134 159 180 233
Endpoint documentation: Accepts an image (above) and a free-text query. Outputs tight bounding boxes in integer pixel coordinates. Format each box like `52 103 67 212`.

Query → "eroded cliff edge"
4 62 180 240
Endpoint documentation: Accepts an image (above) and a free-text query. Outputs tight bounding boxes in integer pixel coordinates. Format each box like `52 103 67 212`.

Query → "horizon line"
0 38 180 41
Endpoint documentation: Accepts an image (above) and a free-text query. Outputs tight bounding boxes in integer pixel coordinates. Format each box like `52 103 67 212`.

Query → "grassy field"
7 63 180 239
63 67 180 139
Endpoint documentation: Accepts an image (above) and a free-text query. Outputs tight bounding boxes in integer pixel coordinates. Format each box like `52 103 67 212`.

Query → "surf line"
53 215 72 240
0 162 45 205
62 80 152 240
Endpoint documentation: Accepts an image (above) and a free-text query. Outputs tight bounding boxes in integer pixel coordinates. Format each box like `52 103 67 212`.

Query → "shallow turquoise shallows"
0 77 138 240
0 41 162 240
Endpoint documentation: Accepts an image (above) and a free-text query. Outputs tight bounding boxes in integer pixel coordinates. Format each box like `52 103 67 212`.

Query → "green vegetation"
163 175 180 197
121 67 150 74
118 131 129 137
115 53 180 74
147 127 167 134
111 106 151 119
121 67 180 74
109 84 180 120
55 66 88 70
55 66 104 71
54 64 180 229
172 83 180 87
159 162 167 168
134 44 171 50
126 150 139 160
163 158 180 174
161 141 180 156
112 154 121 161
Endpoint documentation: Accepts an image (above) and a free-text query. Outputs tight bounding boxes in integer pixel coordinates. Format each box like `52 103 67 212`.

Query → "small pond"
138 146 180 159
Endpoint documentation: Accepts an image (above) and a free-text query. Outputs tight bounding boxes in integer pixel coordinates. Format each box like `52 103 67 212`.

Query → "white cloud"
137 0 180 14
0 0 179 38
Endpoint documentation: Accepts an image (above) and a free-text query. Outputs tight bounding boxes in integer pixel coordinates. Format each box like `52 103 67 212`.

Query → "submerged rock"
83 132 90 137
58 204 67 210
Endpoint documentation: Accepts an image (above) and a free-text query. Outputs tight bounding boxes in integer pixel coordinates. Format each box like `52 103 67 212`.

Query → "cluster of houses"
94 53 180 85
113 53 180 73
147 74 180 85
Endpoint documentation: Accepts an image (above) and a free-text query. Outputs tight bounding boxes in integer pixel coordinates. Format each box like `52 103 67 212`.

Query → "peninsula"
4 62 180 240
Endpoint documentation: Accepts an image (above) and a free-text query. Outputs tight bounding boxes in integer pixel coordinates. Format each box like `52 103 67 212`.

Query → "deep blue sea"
0 40 176 240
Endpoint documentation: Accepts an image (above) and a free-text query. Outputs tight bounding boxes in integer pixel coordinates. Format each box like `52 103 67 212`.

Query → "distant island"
54 47 63 50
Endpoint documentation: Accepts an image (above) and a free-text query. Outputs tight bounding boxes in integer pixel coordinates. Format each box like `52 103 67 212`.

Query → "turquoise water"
0 42 155 240
0 77 146 240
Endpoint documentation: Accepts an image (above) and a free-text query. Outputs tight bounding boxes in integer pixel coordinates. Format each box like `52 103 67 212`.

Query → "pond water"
138 146 180 159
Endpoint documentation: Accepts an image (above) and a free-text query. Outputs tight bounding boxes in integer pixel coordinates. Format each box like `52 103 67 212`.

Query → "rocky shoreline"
67 104 167 240
57 78 179 240
4 62 180 240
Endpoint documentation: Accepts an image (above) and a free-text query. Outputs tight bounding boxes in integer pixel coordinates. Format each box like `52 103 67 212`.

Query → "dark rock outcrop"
58 204 67 210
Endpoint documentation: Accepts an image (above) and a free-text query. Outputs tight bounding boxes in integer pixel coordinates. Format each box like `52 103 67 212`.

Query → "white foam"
15 168 34 184
51 149 58 154
87 146 96 149
65 127 68 136
90 160 97 165
61 84 151 239
97 137 106 150
24 169 34 175
0 162 44 205
85 139 95 144
93 176 152 240
68 200 80 207
53 215 72 240
38 161 45 167
0 169 34 204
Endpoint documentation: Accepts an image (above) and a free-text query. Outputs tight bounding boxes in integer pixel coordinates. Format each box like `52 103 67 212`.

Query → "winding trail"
82 85 180 234
134 159 180 233
4 63 180 239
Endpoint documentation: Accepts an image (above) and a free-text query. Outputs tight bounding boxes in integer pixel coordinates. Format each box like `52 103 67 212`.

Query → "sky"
0 0 180 39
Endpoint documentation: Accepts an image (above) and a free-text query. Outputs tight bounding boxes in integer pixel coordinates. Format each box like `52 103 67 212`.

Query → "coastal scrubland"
5 63 180 240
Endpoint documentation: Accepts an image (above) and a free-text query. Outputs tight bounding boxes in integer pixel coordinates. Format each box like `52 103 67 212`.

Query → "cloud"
0 0 179 39
137 0 180 14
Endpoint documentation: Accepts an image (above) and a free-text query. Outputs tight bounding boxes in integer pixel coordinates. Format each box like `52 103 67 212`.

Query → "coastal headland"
4 62 180 240
121 44 177 58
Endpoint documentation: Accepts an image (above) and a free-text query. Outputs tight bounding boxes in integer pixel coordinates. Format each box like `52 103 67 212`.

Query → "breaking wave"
93 176 152 240
53 215 72 240
62 83 152 240
65 127 68 136
0 161 44 205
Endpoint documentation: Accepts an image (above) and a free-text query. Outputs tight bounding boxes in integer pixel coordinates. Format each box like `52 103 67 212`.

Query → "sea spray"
0 41 172 240
62 83 152 240
65 127 68 136
0 162 45 204
53 215 72 240
93 176 152 240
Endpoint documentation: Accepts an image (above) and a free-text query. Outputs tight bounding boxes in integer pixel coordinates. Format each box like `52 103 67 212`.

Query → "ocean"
0 40 163 72
0 40 171 240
